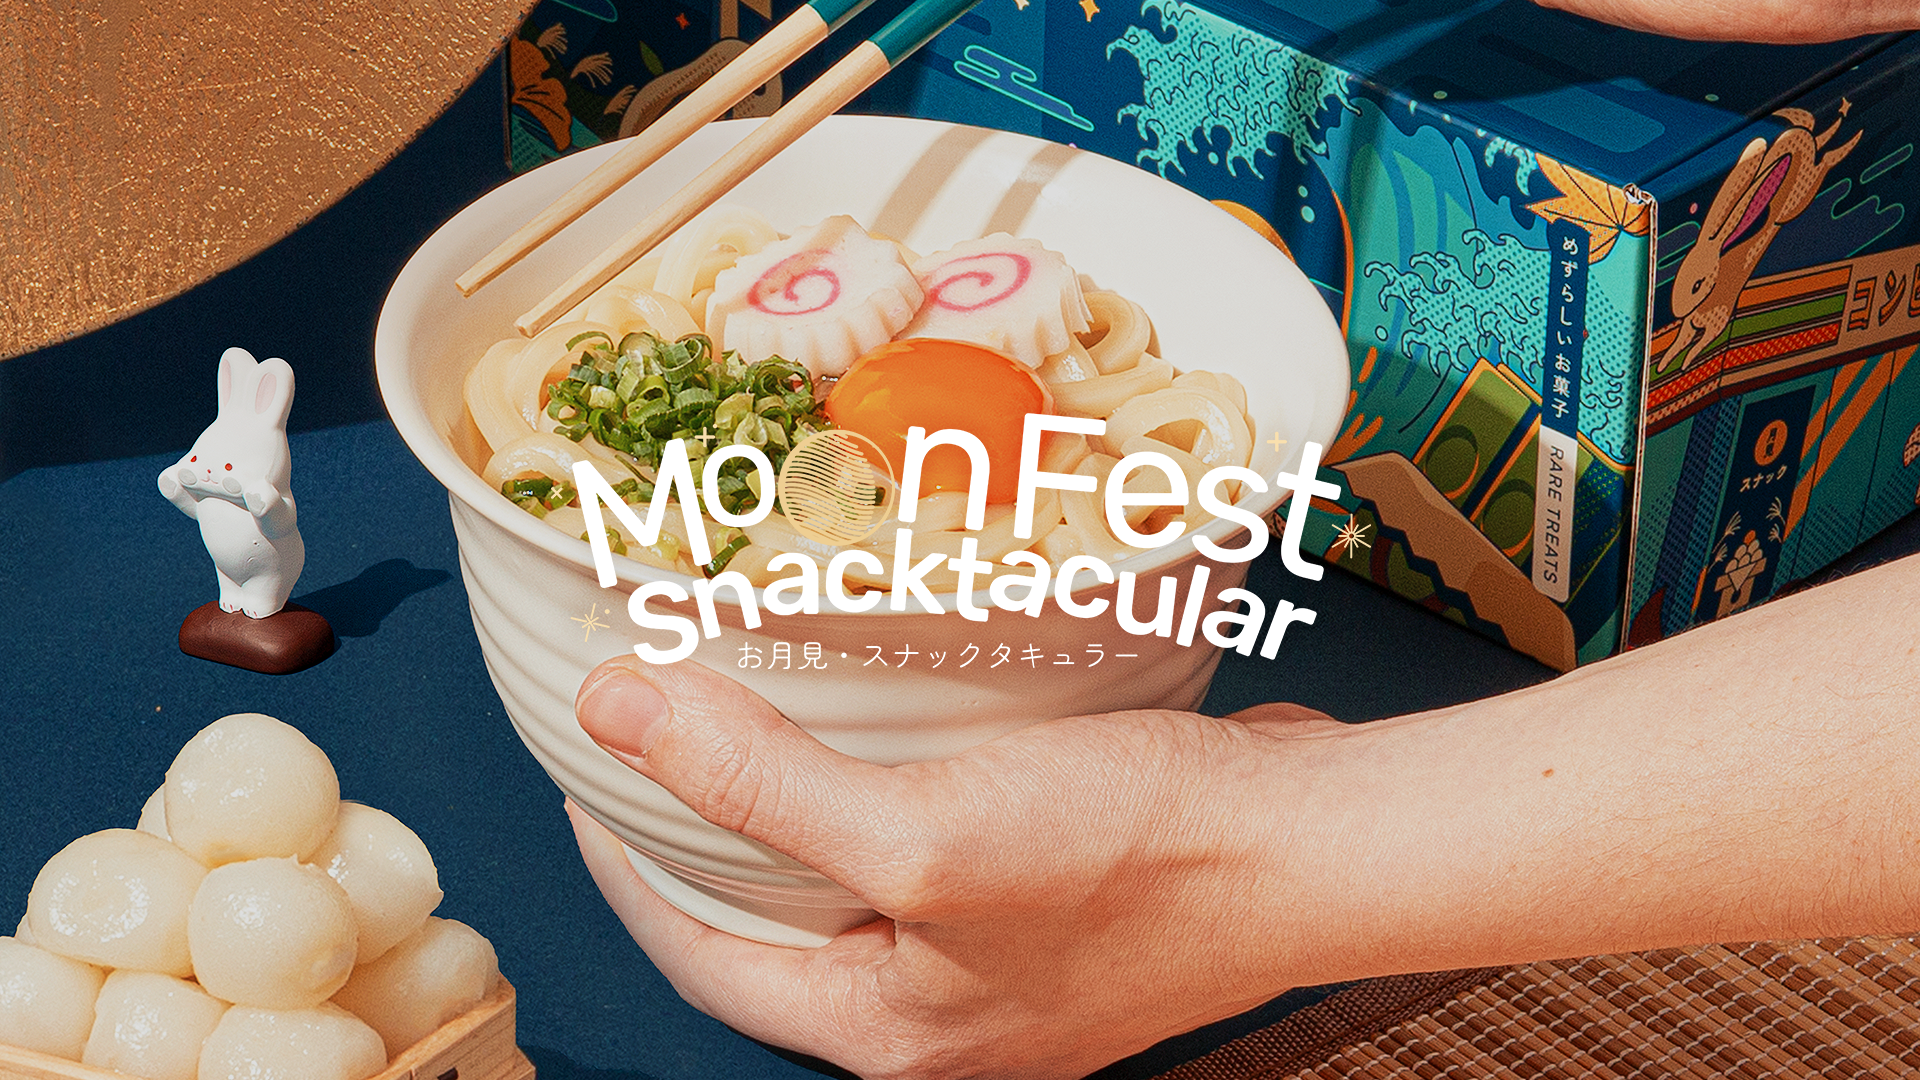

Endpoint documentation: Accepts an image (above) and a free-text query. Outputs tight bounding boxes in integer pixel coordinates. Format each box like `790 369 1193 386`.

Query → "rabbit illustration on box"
159 347 306 619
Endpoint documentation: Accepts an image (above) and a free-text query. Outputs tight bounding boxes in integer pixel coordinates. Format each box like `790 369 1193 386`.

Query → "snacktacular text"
574 414 1340 663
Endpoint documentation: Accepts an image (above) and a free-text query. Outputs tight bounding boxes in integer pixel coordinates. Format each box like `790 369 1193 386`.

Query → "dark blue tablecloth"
0 411 1560 1080
4 67 1916 1080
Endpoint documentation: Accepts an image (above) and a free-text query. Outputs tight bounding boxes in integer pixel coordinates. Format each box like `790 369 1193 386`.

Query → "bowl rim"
376 115 1349 614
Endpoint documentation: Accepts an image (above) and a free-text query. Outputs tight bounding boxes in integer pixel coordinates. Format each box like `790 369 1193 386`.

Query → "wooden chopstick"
456 0 881 297
512 0 983 337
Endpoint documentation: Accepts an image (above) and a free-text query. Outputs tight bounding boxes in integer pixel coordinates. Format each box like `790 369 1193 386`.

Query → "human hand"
568 656 1360 1080
1531 0 1917 42
567 548 1920 1079
567 547 1920 1078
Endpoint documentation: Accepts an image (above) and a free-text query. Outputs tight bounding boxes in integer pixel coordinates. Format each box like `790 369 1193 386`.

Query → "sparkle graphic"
572 603 611 642
1265 431 1287 452
1079 0 1098 19
1014 0 1029 8
1328 514 1372 560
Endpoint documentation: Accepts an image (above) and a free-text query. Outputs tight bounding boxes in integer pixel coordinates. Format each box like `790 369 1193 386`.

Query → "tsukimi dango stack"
0 714 501 1080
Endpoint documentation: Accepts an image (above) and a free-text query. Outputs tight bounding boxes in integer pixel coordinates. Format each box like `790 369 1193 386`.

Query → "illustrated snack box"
502 0 1920 670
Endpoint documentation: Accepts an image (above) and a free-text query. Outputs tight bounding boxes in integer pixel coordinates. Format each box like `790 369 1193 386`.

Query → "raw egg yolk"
824 338 1050 504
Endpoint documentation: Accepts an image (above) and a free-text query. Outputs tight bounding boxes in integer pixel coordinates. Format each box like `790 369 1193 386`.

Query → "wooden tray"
0 977 534 1080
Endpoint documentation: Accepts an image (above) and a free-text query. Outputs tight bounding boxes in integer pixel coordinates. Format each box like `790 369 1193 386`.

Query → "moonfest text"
574 414 1342 664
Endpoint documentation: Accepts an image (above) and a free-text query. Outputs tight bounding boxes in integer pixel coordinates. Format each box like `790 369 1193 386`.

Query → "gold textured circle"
0 0 537 359
779 430 898 546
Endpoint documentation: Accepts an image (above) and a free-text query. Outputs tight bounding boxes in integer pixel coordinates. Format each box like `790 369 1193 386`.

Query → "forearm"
1288 554 1920 983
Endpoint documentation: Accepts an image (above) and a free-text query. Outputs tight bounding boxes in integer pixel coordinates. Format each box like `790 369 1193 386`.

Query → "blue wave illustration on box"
1106 0 1355 177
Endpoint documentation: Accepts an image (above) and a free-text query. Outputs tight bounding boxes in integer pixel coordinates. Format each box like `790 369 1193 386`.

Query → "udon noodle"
462 207 1255 592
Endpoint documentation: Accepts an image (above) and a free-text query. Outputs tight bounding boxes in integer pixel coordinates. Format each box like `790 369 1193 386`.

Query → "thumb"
576 655 912 897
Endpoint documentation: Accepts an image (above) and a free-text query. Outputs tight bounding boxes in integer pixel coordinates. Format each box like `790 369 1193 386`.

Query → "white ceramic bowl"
377 115 1348 946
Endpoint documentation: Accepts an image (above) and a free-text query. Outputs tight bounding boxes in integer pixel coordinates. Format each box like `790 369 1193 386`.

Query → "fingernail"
576 662 626 703
579 668 670 758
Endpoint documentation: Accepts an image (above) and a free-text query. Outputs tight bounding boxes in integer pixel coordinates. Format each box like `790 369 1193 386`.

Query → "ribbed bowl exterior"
451 493 1239 932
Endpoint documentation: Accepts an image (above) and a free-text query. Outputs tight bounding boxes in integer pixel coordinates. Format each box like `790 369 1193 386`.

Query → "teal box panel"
1627 39 1920 649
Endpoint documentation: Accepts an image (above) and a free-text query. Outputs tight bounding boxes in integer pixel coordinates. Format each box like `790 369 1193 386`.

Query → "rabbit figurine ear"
251 357 296 430
216 347 258 415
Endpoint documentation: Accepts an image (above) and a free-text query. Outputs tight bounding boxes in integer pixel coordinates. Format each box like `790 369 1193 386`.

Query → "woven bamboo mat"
1156 937 1920 1079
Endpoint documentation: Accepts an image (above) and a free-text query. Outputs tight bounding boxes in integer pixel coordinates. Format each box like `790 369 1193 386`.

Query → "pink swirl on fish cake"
925 252 1032 312
749 249 843 315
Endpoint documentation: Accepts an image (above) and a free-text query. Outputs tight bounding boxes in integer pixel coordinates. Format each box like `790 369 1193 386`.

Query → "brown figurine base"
178 602 336 674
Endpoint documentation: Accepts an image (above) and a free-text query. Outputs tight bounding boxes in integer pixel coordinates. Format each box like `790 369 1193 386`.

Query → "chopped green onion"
705 532 751 577
502 475 576 517
566 330 615 351
582 527 628 556
537 332 832 524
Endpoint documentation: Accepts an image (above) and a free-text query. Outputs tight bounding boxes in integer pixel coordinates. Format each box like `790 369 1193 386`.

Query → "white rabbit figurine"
158 347 306 619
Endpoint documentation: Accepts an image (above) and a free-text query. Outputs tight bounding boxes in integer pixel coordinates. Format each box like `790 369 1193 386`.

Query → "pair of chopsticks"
459 0 985 338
